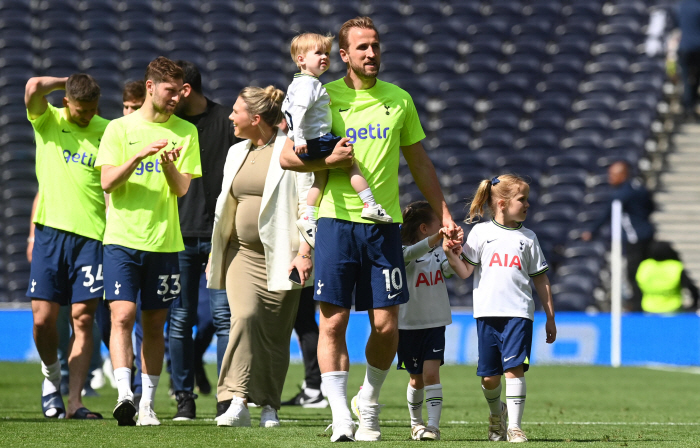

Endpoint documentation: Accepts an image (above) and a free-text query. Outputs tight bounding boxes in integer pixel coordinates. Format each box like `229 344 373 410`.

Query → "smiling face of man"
340 27 381 82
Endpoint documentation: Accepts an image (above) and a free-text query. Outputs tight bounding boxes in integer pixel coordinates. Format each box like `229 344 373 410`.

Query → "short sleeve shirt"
28 104 109 241
320 79 426 223
95 111 202 252
463 220 549 321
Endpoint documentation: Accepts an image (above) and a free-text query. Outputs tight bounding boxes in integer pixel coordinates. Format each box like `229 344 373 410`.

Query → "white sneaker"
91 368 106 390
296 217 316 248
325 420 356 442
489 402 508 441
507 427 528 443
411 424 426 440
216 396 251 427
351 394 382 441
136 403 161 426
259 405 280 428
361 203 393 223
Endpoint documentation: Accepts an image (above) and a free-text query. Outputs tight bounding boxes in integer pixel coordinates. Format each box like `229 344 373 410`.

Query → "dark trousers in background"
170 237 226 393
679 50 700 114
295 286 321 390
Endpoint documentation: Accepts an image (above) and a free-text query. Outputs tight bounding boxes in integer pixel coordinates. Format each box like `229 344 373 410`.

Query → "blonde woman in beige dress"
207 86 314 428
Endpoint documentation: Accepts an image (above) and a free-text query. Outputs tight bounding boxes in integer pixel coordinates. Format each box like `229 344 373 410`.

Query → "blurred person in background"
677 0 700 121
582 161 655 311
636 241 699 313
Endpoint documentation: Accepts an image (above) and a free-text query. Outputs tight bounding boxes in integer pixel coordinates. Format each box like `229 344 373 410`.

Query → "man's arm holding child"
280 137 354 172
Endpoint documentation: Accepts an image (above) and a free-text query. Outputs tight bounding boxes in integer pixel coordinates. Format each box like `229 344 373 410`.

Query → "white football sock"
321 371 353 424
359 363 389 404
506 377 526 429
406 384 424 427
141 374 159 409
41 360 61 396
482 382 503 415
306 205 318 225
425 384 443 428
114 367 133 401
358 188 376 206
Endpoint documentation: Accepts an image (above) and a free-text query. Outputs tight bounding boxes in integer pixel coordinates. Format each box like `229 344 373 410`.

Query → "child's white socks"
424 384 443 428
482 382 503 415
358 188 377 206
506 377 526 429
406 384 424 426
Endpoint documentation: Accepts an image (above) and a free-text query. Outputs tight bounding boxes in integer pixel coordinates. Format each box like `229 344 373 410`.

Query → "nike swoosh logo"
487 239 497 243
89 286 103 293
162 297 176 302
432 348 443 352
61 129 70 133
42 399 52 408
415 258 426 262
129 141 140 145
504 355 516 362
388 292 401 300
339 108 349 112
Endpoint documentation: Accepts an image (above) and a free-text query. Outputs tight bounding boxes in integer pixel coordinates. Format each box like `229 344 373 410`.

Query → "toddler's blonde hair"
290 33 334 68
466 174 528 224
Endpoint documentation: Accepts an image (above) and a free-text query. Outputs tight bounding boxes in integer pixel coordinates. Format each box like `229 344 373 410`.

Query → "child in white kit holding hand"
395 201 464 441
281 33 391 248
444 174 557 443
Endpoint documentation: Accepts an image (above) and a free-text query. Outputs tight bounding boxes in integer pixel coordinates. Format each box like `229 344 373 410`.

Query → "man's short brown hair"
122 80 146 102
338 16 378 52
65 73 100 102
144 56 184 85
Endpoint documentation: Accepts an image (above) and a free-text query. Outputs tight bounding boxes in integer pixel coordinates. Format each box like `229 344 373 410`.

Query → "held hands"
288 253 313 284
294 144 308 155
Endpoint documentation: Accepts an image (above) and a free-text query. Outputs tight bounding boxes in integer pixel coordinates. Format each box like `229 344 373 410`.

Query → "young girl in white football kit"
397 201 464 441
445 175 557 443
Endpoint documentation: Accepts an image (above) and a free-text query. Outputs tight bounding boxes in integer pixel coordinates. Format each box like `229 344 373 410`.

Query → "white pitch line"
201 418 699 426
644 365 700 375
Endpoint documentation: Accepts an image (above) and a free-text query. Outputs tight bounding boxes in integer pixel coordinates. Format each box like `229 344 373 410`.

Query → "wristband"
297 253 311 259
27 237 34 243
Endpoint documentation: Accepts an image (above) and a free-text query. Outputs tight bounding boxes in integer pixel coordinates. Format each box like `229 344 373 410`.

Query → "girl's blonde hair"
401 201 439 245
238 85 285 127
466 174 528 224
290 33 334 67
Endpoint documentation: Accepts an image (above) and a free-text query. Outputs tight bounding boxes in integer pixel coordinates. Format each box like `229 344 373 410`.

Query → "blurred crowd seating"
0 0 671 309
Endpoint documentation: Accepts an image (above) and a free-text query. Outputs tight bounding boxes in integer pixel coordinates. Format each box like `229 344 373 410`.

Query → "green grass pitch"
0 362 698 447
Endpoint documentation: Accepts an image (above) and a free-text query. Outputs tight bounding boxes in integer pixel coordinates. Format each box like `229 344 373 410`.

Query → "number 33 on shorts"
383 267 403 299
157 274 181 301
81 264 104 294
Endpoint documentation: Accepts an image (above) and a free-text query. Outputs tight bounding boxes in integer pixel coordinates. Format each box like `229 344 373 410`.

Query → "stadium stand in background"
0 0 678 311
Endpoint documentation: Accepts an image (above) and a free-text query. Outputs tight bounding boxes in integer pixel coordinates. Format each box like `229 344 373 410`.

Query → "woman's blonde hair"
238 85 285 127
466 174 528 224
290 33 334 67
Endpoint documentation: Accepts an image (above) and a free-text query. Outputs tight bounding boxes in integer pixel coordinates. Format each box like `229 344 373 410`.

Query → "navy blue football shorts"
296 132 343 160
314 218 408 311
397 326 446 374
103 244 180 310
27 224 103 304
476 316 533 377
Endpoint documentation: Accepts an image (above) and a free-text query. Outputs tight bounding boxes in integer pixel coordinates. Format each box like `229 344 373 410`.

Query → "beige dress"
216 142 302 408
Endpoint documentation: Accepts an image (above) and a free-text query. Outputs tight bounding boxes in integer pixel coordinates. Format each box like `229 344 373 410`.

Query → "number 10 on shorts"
382 267 403 292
